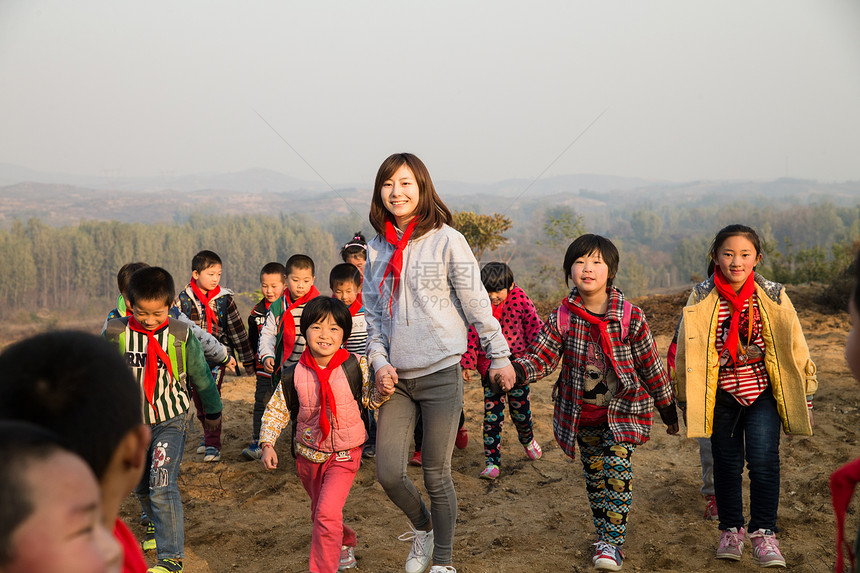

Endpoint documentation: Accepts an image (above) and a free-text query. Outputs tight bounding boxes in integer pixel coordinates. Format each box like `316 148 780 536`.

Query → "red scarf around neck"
189 278 221 334
279 286 321 363
713 268 757 365
563 296 618 374
127 316 173 410
299 348 350 439
348 293 363 317
380 218 418 316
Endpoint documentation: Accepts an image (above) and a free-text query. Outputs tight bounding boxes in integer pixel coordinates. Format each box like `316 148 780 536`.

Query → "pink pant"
296 446 361 573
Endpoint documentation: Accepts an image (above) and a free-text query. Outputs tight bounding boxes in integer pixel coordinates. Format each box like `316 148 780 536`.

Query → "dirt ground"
95 284 855 572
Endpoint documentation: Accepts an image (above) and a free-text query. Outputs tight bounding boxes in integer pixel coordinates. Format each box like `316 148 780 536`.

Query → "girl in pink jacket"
260 296 389 572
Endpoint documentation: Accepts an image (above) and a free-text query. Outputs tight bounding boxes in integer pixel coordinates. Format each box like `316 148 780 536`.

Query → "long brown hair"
368 153 452 239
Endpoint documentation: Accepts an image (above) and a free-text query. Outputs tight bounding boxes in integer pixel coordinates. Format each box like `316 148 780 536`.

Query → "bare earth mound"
118 285 855 572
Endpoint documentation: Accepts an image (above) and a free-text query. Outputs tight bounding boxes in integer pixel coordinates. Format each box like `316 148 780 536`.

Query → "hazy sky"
1 1 859 186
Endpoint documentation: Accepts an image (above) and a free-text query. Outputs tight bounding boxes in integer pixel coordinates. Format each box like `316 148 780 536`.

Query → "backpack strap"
279 363 300 459
556 304 571 337
104 316 129 345
167 318 189 386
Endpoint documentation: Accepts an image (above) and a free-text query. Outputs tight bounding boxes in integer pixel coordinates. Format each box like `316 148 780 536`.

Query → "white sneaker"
429 567 456 573
398 525 434 573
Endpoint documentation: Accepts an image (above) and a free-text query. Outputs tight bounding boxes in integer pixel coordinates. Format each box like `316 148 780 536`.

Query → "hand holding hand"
462 369 475 382
489 364 516 392
376 365 398 396
261 444 278 470
226 356 237 370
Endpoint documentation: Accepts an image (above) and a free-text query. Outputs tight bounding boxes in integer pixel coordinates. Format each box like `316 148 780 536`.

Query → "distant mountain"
0 164 328 194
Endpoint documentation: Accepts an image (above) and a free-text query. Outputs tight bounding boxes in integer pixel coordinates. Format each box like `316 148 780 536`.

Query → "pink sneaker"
749 529 786 568
716 527 745 561
479 464 500 480
524 438 542 460
704 494 719 521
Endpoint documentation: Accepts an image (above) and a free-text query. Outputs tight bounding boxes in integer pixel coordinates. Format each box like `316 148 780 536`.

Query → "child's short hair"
300 296 352 343
126 266 175 307
563 234 620 287
192 250 222 273
481 262 514 293
117 262 150 294
329 263 362 290
0 331 142 481
286 254 315 276
260 262 287 282
340 232 368 262
0 420 72 564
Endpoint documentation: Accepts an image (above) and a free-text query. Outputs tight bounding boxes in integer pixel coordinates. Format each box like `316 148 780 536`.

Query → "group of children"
0 152 835 573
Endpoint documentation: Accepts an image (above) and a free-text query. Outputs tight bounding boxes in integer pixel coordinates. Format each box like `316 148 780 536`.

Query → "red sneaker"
704 494 719 521
455 428 468 449
409 450 422 466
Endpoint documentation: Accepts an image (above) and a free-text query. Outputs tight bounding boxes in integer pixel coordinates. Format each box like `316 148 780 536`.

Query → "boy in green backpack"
104 266 223 573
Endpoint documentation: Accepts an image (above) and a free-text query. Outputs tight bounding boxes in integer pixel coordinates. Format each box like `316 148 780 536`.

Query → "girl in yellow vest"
675 224 817 568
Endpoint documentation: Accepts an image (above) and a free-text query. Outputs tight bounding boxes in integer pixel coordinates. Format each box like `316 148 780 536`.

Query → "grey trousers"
376 364 462 565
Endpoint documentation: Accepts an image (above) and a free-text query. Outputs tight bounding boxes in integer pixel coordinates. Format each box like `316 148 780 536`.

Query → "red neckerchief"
562 295 618 374
832 458 860 573
264 298 272 312
189 278 220 334
299 348 350 439
279 286 321 362
713 268 757 365
127 316 173 409
348 293 363 317
380 218 418 316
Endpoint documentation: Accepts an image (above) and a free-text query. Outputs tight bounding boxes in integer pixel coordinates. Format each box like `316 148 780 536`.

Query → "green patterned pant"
577 424 636 546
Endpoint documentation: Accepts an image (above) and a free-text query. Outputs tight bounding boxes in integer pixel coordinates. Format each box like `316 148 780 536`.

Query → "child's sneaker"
203 446 221 462
409 450 422 467
455 427 469 449
704 494 719 521
241 442 262 460
147 558 183 572
749 529 786 568
142 522 156 551
716 527 745 561
362 444 376 458
593 540 623 571
339 545 357 570
479 464 500 480
429 567 456 572
398 525 434 573
196 439 205 454
524 438 542 460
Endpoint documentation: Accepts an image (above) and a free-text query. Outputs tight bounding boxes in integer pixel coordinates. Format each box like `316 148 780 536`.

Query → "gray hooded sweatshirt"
364 224 511 379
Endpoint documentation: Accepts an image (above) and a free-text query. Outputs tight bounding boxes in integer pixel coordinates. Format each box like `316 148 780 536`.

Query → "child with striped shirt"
105 266 223 573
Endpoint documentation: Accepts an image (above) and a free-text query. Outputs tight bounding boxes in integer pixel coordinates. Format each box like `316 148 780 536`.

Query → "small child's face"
6 452 121 573
287 267 315 300
713 235 761 291
132 298 170 331
487 288 509 308
846 297 860 382
260 273 286 304
569 249 609 296
332 281 360 308
344 255 366 275
305 313 345 363
192 264 222 293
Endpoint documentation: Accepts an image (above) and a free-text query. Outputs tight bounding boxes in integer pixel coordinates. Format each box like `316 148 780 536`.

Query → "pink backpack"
556 299 634 342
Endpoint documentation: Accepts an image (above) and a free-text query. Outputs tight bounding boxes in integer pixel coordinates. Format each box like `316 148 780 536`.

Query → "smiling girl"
509 234 678 572
259 296 389 572
675 224 817 567
364 153 513 573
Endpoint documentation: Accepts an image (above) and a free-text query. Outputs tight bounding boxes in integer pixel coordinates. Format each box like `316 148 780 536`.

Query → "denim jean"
710 388 781 532
697 437 715 496
252 374 277 442
376 364 462 566
135 413 187 560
